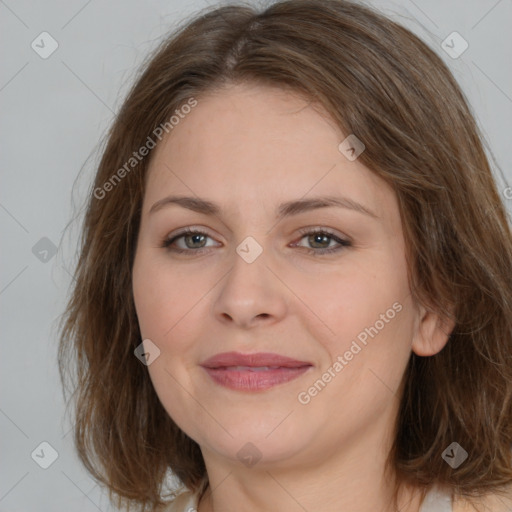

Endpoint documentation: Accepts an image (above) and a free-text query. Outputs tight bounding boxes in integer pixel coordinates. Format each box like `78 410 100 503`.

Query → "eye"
161 227 217 254
160 227 352 256
292 227 352 255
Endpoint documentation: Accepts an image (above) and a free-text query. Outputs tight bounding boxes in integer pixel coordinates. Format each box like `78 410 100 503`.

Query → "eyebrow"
148 194 378 220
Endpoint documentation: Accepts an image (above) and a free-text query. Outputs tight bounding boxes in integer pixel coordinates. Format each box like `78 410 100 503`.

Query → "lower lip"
202 366 312 391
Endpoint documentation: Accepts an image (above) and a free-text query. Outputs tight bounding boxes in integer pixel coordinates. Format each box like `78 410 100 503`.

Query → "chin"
194 415 317 469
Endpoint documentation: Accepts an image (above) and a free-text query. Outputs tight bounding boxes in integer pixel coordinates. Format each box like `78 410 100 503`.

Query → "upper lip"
200 352 312 369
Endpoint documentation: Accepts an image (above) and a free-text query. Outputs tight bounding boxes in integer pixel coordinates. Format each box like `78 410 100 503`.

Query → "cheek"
313 254 414 373
306 256 407 336
132 253 190 338
132 262 164 338
307 298 415 435
132 255 204 433
132 252 209 382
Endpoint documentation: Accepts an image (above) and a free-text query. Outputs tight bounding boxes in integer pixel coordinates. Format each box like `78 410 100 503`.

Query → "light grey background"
1 0 511 510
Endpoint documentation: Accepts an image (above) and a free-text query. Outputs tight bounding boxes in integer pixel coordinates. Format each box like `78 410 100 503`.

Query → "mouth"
200 352 313 391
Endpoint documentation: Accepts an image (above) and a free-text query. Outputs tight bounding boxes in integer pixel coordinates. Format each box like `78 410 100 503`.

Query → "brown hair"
57 0 512 510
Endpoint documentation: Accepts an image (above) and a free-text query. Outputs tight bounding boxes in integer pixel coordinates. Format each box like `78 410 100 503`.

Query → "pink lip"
200 352 313 391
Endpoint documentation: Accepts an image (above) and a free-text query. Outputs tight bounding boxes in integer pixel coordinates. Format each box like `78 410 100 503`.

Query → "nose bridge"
212 235 287 326
225 234 273 301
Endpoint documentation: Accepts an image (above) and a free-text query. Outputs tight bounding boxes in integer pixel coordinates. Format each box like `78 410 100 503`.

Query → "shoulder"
453 483 512 512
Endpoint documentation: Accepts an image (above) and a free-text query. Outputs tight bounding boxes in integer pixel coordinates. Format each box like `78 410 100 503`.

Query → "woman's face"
132 82 439 471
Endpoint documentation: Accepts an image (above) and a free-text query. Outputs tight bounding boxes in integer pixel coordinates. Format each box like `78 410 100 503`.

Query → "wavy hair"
58 0 512 510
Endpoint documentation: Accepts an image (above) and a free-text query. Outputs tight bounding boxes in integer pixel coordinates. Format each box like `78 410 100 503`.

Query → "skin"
131 82 454 512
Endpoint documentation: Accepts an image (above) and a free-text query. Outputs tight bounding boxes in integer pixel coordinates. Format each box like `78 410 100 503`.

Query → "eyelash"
160 227 352 256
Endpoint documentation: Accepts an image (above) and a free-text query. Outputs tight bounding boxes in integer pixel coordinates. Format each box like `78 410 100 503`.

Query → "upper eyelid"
166 226 218 241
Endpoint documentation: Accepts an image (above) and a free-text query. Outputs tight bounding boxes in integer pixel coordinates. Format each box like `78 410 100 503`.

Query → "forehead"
143 82 396 222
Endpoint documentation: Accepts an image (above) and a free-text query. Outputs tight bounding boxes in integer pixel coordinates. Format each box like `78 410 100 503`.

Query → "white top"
165 487 199 512
164 484 452 511
419 486 453 512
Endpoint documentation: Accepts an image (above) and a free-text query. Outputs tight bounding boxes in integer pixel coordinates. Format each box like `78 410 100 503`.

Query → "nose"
212 246 288 329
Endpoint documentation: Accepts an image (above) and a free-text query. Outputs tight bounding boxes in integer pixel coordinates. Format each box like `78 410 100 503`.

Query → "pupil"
311 234 328 247
189 234 204 247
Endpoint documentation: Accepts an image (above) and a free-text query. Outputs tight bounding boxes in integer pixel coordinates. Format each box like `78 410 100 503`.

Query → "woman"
58 1 512 511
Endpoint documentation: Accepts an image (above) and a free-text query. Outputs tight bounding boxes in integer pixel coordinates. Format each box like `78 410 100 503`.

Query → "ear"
411 303 455 357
